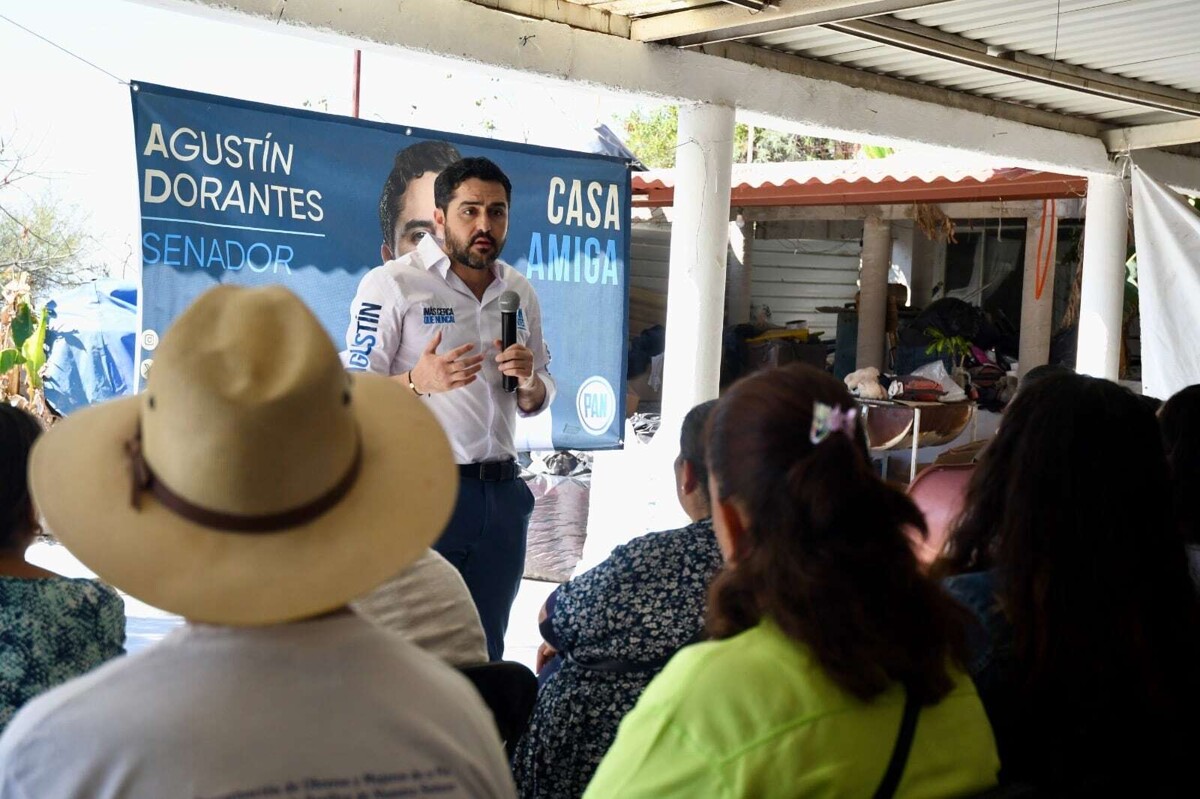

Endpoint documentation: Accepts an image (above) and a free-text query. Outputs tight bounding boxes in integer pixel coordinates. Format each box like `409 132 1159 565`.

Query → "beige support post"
1018 204 1058 378
856 216 892 370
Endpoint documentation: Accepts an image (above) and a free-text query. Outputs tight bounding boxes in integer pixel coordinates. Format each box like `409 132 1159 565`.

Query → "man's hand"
404 331 485 394
494 339 547 413
493 339 537 389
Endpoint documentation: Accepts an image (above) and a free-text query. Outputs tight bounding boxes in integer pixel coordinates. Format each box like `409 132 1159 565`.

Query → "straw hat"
29 285 456 625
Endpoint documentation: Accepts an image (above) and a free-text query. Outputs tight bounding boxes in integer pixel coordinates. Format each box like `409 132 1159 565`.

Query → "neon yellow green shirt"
584 620 999 799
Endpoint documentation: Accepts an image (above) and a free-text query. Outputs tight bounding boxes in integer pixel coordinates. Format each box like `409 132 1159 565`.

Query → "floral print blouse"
512 518 724 799
0 577 125 729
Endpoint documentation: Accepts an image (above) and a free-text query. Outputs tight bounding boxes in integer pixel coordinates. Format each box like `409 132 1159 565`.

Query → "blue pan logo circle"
576 376 616 436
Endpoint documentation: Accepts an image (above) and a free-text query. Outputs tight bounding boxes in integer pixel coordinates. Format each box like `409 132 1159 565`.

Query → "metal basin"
860 400 974 451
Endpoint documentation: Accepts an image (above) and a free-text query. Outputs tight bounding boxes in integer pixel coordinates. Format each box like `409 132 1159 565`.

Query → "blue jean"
434 476 534 661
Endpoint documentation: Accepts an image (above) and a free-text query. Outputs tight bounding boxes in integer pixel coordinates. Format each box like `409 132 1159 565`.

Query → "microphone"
499 291 521 393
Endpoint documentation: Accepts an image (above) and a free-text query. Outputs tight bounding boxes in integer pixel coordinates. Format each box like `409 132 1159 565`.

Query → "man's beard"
446 227 505 271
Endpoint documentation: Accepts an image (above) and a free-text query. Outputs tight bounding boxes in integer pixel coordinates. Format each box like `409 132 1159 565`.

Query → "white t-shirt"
343 234 555 464
353 549 489 668
0 613 515 799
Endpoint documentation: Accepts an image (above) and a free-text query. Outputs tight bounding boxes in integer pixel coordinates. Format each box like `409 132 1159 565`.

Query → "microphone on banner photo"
499 290 521 393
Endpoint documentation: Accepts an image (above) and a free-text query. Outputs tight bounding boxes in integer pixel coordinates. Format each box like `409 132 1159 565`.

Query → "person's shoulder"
75 578 124 607
0 645 143 752
627 625 814 758
942 570 999 617
500 263 538 294
642 624 791 710
618 520 721 568
1 575 122 607
358 252 429 293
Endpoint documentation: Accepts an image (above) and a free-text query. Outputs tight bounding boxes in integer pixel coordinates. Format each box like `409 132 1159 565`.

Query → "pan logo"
576 375 616 436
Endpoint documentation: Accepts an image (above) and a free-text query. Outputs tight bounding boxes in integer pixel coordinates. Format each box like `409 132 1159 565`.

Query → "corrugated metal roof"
632 158 1088 206
744 0 1200 127
564 0 1200 130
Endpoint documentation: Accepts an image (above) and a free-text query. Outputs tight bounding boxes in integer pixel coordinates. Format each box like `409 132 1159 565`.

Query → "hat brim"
29 373 457 626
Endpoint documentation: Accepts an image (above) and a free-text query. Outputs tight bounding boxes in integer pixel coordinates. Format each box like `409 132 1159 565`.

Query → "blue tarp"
43 281 138 416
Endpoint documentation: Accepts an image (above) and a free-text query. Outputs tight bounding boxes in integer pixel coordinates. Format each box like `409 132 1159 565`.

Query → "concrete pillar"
1018 204 1058 378
856 216 891 370
659 102 735 438
726 218 754 325
891 219 915 306
909 229 939 308
1076 175 1128 379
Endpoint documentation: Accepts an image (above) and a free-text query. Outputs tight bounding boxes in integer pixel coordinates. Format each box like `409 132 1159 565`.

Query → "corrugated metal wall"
629 225 861 340
750 239 860 338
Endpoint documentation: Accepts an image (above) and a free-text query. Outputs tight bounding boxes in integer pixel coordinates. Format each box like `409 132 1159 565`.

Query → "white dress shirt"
344 234 555 464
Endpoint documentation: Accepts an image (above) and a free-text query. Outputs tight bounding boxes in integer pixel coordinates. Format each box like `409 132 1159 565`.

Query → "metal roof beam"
701 41 1105 139
1101 119 1200 153
827 17 1200 118
631 0 950 45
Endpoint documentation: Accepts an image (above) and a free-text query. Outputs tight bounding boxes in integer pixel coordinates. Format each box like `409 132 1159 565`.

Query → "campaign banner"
130 82 629 450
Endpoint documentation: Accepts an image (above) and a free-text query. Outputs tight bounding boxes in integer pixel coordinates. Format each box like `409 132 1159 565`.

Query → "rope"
1034 198 1057 300
0 12 127 85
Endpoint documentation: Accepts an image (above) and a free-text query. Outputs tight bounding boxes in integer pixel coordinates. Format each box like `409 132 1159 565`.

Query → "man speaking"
346 156 553 660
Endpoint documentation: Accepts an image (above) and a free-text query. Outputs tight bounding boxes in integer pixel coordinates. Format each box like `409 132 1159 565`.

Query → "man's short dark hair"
1018 363 1074 395
434 158 512 211
378 140 462 245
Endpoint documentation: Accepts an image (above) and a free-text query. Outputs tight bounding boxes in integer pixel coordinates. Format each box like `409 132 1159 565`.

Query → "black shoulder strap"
873 688 921 799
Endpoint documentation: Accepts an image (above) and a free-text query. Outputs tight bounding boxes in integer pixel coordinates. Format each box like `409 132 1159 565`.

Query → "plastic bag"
912 360 968 403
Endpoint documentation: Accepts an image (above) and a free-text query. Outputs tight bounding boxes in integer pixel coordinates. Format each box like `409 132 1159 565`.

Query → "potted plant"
924 327 971 388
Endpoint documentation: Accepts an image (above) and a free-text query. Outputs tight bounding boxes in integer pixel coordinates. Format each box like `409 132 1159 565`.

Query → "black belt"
458 460 520 481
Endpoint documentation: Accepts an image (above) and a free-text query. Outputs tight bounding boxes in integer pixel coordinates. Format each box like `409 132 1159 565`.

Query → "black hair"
434 157 512 211
679 400 717 504
1160 383 1200 545
0 404 43 549
1018 363 1073 394
937 374 1200 753
377 140 462 246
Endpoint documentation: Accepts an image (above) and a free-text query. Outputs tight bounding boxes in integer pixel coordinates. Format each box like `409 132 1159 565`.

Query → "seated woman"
937 373 1200 793
512 400 723 799
1159 383 1200 581
0 404 125 729
586 365 998 798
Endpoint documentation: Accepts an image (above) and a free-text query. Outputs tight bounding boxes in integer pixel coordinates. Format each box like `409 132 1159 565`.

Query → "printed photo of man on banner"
131 81 630 455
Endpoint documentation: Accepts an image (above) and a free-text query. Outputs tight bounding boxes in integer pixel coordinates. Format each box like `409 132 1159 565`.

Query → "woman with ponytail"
585 364 998 798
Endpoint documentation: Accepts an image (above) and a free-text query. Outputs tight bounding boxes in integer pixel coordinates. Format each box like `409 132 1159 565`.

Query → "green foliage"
924 327 971 368
0 348 20 373
2 139 106 299
0 196 102 298
618 106 858 168
10 302 32 347
860 144 895 159
620 106 681 169
734 126 859 163
0 301 47 388
20 306 47 388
